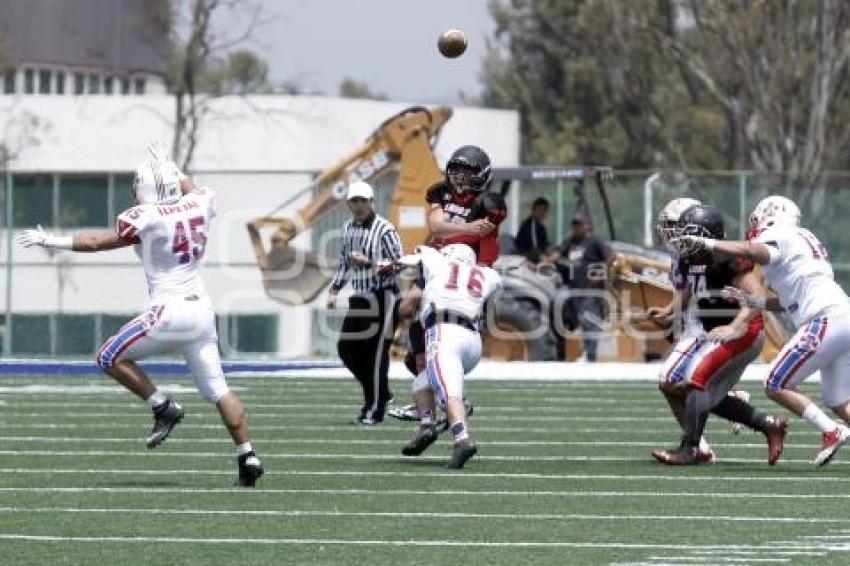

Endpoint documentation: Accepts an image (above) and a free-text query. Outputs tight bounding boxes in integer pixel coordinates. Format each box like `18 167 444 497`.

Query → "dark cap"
571 212 589 224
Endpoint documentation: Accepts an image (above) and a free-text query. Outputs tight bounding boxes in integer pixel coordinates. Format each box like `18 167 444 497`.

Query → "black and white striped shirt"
330 212 403 293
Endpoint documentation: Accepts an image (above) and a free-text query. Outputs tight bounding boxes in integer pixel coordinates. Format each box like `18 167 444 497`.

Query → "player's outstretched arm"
672 236 773 265
17 225 130 253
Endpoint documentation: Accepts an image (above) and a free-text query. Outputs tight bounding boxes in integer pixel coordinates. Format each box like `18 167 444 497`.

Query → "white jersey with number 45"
415 246 502 326
116 187 216 301
755 225 850 327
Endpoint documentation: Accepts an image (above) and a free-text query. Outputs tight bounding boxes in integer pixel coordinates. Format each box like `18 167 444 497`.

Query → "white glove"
16 225 73 249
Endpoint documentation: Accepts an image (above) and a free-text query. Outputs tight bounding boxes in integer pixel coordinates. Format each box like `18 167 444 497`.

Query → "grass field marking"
0 533 835 551
2 486 850 499
2 467 850 484
2 506 850 525
0 413 722 422
0 435 825 450
0 423 782 435
0 448 834 466
646 556 792 563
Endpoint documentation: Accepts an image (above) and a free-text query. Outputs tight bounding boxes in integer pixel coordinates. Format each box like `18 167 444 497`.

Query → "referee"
327 181 403 425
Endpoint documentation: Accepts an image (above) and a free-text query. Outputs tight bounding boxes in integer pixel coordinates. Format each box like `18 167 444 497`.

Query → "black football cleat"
401 425 438 456
446 439 478 469
764 415 789 466
145 400 184 449
235 452 264 487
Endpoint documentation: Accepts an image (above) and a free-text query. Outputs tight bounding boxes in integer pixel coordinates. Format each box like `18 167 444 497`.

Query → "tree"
338 77 387 101
481 0 850 199
157 0 271 171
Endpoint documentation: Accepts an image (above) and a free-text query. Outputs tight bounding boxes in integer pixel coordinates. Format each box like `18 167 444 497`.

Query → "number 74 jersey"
415 246 503 327
116 187 216 301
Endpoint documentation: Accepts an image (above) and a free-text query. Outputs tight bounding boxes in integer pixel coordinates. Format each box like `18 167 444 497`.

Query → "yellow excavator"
246 105 789 361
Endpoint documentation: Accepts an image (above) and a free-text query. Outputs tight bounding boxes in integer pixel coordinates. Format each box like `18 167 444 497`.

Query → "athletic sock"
420 408 434 427
237 442 254 456
802 403 838 433
684 388 712 449
147 390 168 411
450 420 469 442
712 395 771 432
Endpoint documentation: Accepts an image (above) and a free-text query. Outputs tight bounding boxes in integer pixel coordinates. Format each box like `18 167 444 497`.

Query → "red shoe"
814 426 850 467
652 446 698 466
764 415 789 465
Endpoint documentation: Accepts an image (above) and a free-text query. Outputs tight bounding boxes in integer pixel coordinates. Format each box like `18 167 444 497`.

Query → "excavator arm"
246 106 452 305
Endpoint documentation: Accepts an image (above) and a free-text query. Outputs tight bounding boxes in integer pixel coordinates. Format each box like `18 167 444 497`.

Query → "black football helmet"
446 145 492 194
677 204 726 242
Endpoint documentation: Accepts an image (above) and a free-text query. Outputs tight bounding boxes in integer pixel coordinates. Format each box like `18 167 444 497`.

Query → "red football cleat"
764 415 789 465
814 426 850 467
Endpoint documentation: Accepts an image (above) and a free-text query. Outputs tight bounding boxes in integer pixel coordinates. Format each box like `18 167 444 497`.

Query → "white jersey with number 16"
416 246 502 326
116 187 216 301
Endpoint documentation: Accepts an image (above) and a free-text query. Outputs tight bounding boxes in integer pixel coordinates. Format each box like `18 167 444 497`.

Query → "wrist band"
48 236 74 250
748 296 767 309
703 238 717 251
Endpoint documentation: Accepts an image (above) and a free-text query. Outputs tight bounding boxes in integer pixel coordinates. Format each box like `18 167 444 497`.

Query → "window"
112 174 136 217
11 315 51 355
74 72 85 95
12 175 54 227
88 73 100 94
120 77 130 95
55 70 65 94
3 69 14 94
103 76 113 94
58 175 109 227
133 77 145 94
56 315 95 355
38 69 51 94
23 68 34 94
222 314 279 353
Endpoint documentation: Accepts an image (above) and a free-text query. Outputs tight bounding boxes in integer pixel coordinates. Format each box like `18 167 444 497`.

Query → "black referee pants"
337 289 398 421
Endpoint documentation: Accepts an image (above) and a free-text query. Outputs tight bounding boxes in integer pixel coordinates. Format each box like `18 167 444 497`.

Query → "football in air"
438 29 467 58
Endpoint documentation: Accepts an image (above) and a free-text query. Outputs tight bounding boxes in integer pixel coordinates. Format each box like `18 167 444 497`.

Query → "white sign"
399 206 427 227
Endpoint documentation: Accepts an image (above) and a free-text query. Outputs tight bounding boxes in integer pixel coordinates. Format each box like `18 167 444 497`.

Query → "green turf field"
0 375 848 565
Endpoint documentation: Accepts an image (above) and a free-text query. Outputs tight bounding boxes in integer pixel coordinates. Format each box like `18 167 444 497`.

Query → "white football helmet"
441 243 477 266
749 195 801 234
133 159 181 205
656 197 702 247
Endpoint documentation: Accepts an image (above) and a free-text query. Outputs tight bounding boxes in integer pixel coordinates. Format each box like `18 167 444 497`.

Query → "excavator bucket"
261 247 339 306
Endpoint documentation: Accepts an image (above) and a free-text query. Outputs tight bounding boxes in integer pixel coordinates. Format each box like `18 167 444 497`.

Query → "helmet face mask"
656 197 702 249
749 195 801 234
133 159 181 205
675 204 725 257
446 145 492 194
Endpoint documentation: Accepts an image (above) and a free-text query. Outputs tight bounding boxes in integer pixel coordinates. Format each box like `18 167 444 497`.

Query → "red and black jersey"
425 181 507 267
673 254 759 331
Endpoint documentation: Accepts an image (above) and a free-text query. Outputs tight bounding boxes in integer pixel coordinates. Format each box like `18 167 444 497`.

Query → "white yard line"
0 533 835 551
0 436 827 450
0 506 847 525
0 486 845 499
0 467 845 484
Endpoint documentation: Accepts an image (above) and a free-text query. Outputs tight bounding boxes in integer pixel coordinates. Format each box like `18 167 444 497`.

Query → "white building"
0 95 520 358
